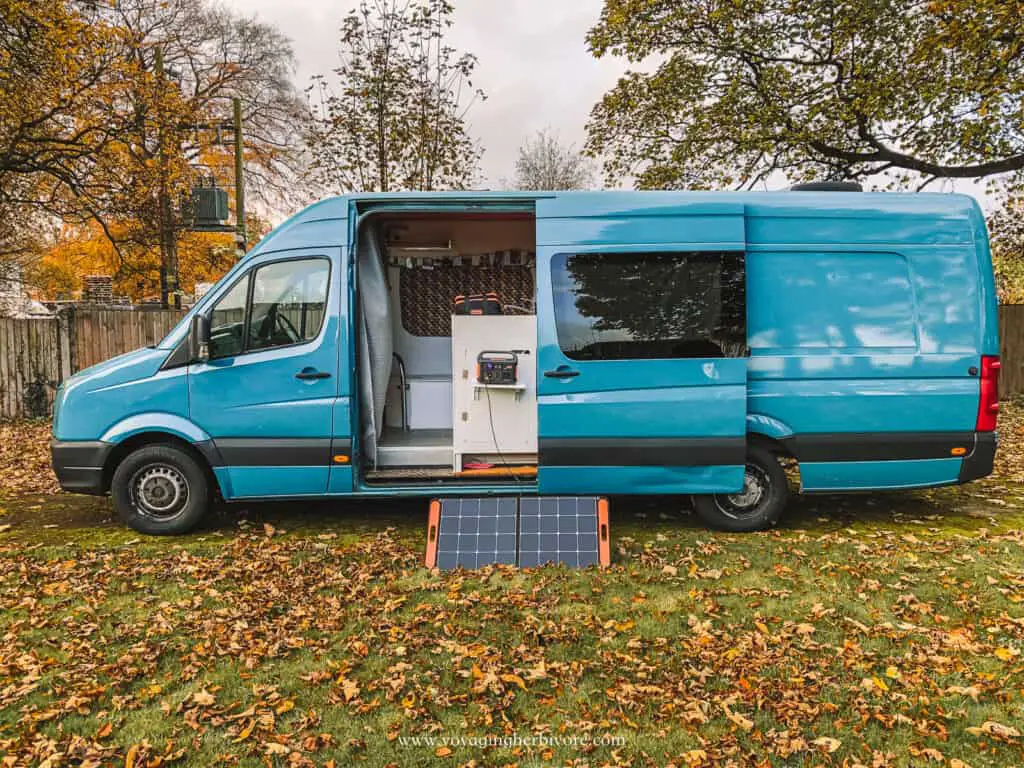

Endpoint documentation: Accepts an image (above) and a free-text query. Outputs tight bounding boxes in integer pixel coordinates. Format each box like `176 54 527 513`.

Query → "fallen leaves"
966 721 1021 741
0 420 60 495
2 406 1024 766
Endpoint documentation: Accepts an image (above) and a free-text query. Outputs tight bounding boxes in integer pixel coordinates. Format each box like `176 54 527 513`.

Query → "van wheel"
692 446 788 532
111 444 210 535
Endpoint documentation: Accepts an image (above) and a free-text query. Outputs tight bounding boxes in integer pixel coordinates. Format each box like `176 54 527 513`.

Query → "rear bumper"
958 432 997 484
50 440 112 495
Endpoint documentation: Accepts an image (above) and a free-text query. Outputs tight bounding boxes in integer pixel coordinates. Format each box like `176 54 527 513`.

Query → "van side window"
551 252 746 360
248 259 330 351
208 276 250 359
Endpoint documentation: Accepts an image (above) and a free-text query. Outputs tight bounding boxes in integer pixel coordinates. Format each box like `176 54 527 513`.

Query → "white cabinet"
451 315 537 471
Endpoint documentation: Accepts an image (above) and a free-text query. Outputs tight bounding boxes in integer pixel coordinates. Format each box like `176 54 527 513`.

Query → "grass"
1 410 1023 767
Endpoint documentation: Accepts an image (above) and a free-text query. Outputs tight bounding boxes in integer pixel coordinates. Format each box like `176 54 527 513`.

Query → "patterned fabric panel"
400 263 535 337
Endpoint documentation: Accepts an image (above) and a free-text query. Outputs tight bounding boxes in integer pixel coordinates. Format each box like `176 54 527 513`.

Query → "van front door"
189 249 342 498
535 194 748 495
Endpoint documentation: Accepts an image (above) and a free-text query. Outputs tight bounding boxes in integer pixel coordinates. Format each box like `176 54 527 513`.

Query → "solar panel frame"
427 496 605 570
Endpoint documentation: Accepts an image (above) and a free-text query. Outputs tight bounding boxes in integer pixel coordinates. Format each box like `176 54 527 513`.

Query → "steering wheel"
275 310 300 342
256 302 301 345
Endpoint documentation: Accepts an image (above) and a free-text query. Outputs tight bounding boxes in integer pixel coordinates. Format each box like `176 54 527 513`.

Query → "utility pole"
156 47 180 309
233 97 246 257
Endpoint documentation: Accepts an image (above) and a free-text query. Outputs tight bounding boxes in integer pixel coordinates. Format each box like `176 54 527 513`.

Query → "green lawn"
1 412 1023 767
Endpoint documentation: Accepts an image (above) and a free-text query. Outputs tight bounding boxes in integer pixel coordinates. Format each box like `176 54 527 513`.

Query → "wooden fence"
0 308 185 419
69 309 185 372
3 305 1024 420
999 304 1024 398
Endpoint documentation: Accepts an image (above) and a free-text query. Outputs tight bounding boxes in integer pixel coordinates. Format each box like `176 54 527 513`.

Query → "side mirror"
189 314 211 362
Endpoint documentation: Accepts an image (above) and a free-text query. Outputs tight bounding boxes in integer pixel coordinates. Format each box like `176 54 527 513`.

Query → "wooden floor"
364 466 458 481
363 465 537 483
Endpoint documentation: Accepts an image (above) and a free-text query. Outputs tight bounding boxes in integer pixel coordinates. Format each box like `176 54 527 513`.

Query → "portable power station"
476 350 518 385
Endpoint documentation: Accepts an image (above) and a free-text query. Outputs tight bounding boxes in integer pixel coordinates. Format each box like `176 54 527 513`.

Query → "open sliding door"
535 193 749 495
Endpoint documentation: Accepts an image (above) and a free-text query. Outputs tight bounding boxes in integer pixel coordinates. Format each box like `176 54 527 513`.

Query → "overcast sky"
225 0 994 208
225 0 626 189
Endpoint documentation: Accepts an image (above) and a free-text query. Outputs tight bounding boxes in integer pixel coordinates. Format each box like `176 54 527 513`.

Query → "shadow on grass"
2 474 1020 547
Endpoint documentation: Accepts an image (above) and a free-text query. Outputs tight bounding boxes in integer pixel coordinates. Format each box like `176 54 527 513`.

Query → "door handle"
544 367 580 379
295 369 331 380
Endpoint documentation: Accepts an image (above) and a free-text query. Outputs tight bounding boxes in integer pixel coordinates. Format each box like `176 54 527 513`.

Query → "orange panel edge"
425 500 441 568
597 498 611 567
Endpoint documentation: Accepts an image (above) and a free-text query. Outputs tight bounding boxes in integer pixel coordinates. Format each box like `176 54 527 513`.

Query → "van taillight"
976 355 1000 432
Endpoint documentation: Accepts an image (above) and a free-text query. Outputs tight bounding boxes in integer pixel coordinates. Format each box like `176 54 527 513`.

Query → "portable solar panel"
425 497 609 570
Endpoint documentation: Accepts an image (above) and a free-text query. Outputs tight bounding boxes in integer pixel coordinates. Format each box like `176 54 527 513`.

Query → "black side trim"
539 437 745 467
959 432 996 483
783 432 977 462
195 439 224 468
330 438 352 459
50 440 112 495
214 438 341 466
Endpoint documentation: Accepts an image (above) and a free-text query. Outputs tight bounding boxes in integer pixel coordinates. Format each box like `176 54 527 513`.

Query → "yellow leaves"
861 676 889 693
720 699 753 731
434 746 453 757
499 673 527 691
910 745 946 762
966 720 1021 741
993 646 1019 661
124 744 139 768
811 736 841 753
945 684 981 701
338 677 360 703
273 699 294 715
191 689 215 707
232 719 256 743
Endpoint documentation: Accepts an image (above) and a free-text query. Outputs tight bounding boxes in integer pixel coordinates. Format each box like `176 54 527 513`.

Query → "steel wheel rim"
714 463 770 520
131 464 189 520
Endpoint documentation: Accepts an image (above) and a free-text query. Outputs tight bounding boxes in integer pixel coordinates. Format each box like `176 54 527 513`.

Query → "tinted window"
248 259 329 351
208 276 249 359
552 252 746 360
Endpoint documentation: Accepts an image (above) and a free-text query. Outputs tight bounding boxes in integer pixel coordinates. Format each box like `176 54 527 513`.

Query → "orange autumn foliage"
33 222 243 302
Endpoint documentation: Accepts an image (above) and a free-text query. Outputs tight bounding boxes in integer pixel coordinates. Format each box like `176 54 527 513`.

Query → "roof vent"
789 181 864 192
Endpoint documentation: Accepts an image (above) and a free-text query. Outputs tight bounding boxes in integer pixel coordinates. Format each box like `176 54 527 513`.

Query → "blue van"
50 189 1000 535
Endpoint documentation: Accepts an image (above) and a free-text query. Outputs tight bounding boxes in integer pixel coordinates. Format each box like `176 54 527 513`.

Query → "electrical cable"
482 379 520 484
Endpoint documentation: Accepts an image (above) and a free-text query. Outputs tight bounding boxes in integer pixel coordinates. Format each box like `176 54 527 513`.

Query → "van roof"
247 190 983 258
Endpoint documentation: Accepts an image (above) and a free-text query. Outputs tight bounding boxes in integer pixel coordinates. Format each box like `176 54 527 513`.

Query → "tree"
82 0 306 304
510 129 595 190
0 1 130 192
989 198 1024 303
306 0 484 193
584 0 1024 191
1 0 306 303
0 0 131 276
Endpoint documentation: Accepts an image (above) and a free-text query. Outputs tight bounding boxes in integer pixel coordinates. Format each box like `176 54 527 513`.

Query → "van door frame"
345 199 541 494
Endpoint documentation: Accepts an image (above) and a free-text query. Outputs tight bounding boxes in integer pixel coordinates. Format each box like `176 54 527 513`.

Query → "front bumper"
50 440 112 495
958 432 997 484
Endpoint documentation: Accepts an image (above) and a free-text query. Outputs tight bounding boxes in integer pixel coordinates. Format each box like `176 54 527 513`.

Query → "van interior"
355 210 538 485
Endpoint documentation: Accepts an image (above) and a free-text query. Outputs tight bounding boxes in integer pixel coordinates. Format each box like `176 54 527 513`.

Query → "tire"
111 444 211 535
692 446 788 532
